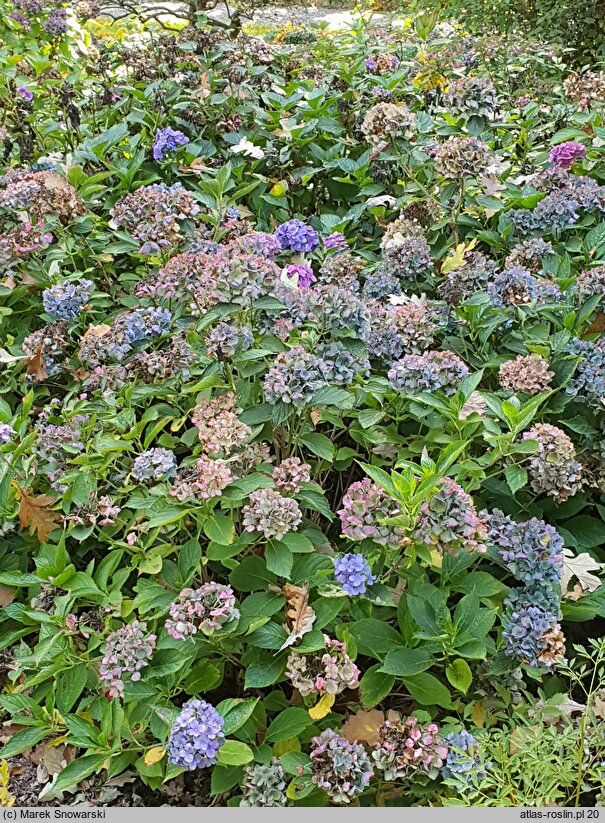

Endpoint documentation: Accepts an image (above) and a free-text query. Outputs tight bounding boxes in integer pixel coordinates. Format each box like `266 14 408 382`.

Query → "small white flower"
230 137 265 160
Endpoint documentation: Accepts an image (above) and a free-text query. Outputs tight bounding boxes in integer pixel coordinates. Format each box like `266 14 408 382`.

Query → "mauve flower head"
498 353 554 395
17 86 33 102
334 553 376 595
286 635 360 697
549 142 586 170
372 716 448 781
0 423 14 444
310 729 373 803
167 699 225 770
191 393 251 456
275 219 319 253
283 263 316 289
338 477 404 547
522 423 583 502
242 488 302 540
169 458 233 502
272 456 311 494
153 127 189 161
414 477 488 556
263 346 327 407
99 620 157 698
165 582 239 640
43 7 67 35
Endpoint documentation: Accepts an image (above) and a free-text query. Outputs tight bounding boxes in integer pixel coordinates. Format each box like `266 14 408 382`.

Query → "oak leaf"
25 345 48 382
279 581 315 651
561 548 604 598
341 709 385 746
15 486 60 542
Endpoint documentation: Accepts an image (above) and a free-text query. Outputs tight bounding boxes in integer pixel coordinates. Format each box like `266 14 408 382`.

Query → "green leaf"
348 619 404 659
1 726 49 759
219 699 259 736
445 659 472 694
210 764 243 795
310 386 353 408
359 664 396 709
265 708 312 742
56 665 88 714
504 464 528 495
203 515 235 546
184 660 222 695
229 557 276 592
402 673 454 709
299 433 334 462
51 754 108 793
265 541 294 579
380 648 434 677
218 741 253 766
244 655 286 688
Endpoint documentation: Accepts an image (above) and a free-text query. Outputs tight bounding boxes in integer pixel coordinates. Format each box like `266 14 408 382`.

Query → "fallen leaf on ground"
25 346 47 382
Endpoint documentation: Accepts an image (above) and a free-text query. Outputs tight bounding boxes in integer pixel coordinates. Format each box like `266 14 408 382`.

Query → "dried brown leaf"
0 586 15 607
279 581 315 651
25 345 47 382
15 486 60 542
341 709 384 746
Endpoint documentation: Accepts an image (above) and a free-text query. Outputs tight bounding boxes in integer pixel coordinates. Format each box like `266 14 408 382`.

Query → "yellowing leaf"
144 747 166 766
440 238 477 275
270 180 289 197
273 737 301 757
429 550 443 569
308 693 335 720
471 700 487 729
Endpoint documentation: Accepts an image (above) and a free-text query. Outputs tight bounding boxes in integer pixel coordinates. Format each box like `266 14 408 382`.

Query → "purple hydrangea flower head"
485 509 564 591
167 699 225 770
362 272 402 301
442 730 487 784
323 232 348 251
310 729 373 803
316 341 370 385
263 346 327 407
334 553 376 595
153 127 189 161
17 86 33 102
549 142 586 170
42 278 93 320
205 322 253 361
388 350 468 396
43 7 67 35
365 57 378 71
231 231 281 259
275 219 319 253
165 582 239 639
132 447 177 483
0 423 14 444
284 263 316 288
502 603 565 669
522 423 583 502
565 337 605 407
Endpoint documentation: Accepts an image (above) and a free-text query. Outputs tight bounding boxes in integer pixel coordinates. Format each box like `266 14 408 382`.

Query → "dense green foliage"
0 1 605 807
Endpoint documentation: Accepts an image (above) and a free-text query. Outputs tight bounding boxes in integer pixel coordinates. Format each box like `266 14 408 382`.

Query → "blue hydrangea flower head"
334 553 376 595
153 127 190 161
42 279 94 320
275 219 319 253
167 699 225 770
442 730 487 784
